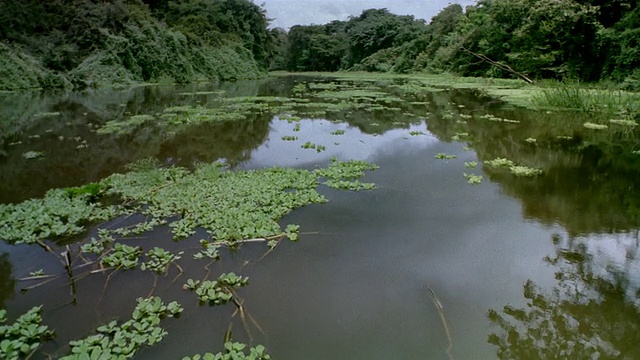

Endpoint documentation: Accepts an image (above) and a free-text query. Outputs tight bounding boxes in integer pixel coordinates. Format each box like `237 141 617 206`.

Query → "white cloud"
261 0 477 29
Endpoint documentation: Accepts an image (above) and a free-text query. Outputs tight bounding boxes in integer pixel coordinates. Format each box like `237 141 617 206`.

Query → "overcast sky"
261 0 477 29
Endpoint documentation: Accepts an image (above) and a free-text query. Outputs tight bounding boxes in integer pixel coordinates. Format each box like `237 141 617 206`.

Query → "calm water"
1 76 640 359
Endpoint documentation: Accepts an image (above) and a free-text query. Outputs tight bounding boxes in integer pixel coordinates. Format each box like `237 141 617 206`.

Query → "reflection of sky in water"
245 117 439 168
584 232 640 301
231 115 563 359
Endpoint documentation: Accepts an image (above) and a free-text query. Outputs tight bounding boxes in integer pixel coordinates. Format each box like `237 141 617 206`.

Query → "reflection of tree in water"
158 112 272 167
488 233 640 359
0 253 16 308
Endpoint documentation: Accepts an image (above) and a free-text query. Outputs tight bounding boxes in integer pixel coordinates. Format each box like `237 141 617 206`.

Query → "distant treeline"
0 0 274 90
271 0 639 89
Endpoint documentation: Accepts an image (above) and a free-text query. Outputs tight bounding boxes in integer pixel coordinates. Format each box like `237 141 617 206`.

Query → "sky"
261 0 477 29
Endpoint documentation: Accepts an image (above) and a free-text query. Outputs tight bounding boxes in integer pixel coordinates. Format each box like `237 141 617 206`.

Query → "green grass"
532 81 640 114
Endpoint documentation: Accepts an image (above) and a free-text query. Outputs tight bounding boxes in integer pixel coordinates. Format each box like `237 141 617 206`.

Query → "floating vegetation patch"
278 114 301 123
451 132 469 141
315 158 378 191
182 342 271 360
509 166 543 177
34 112 61 118
185 273 248 306
478 114 520 123
0 158 376 245
281 135 297 141
178 90 226 96
61 297 182 360
0 306 54 360
484 158 543 177
141 247 182 274
98 114 155 135
300 142 325 152
101 243 141 270
21 151 44 159
484 158 515 167
0 188 118 244
583 122 608 130
291 83 307 96
330 130 345 135
463 173 483 185
464 161 477 168
435 153 457 160
409 131 425 136
609 119 637 126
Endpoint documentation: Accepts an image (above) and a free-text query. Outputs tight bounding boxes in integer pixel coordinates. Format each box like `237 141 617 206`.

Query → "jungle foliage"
277 0 640 87
0 0 273 90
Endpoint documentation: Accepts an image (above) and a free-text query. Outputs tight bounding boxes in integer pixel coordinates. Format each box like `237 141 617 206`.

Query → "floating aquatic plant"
435 153 457 160
0 188 119 244
464 161 477 168
330 130 345 135
281 135 297 141
29 269 45 277
101 243 141 270
451 133 469 141
583 122 608 130
186 273 248 306
464 173 483 184
1 158 377 246
410 131 425 136
609 119 637 126
21 151 44 159
34 112 61 118
315 158 378 190
182 342 271 360
141 247 183 275
484 158 515 167
61 297 182 360
509 166 543 177
193 240 221 260
0 306 54 360
478 114 520 123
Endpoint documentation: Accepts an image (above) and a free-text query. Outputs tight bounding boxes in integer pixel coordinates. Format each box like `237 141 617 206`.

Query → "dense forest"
0 0 273 90
275 0 639 89
0 0 638 91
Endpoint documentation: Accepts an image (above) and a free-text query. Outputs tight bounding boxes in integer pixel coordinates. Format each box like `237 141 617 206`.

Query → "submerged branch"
428 287 454 360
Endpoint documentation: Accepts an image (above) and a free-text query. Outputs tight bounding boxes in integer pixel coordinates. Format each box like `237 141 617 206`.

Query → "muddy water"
1 76 640 359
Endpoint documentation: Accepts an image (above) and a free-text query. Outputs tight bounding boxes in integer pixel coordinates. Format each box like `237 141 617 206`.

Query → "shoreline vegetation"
0 0 272 91
1 1 637 116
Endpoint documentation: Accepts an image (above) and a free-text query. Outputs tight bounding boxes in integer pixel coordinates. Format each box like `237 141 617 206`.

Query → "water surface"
1 76 639 359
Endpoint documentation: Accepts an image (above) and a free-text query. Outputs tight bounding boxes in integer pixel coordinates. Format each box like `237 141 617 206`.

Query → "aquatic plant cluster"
484 158 543 177
0 156 377 357
0 306 53 360
0 158 377 246
61 297 182 360
95 81 409 138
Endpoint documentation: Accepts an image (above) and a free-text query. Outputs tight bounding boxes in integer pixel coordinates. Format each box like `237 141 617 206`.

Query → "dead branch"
461 46 534 85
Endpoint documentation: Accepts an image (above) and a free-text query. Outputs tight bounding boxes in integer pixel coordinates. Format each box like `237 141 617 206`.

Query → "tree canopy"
275 0 640 87
0 0 274 90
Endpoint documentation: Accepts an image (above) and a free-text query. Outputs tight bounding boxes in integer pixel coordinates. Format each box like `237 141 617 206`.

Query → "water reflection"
0 253 16 308
0 81 275 204
488 232 640 359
